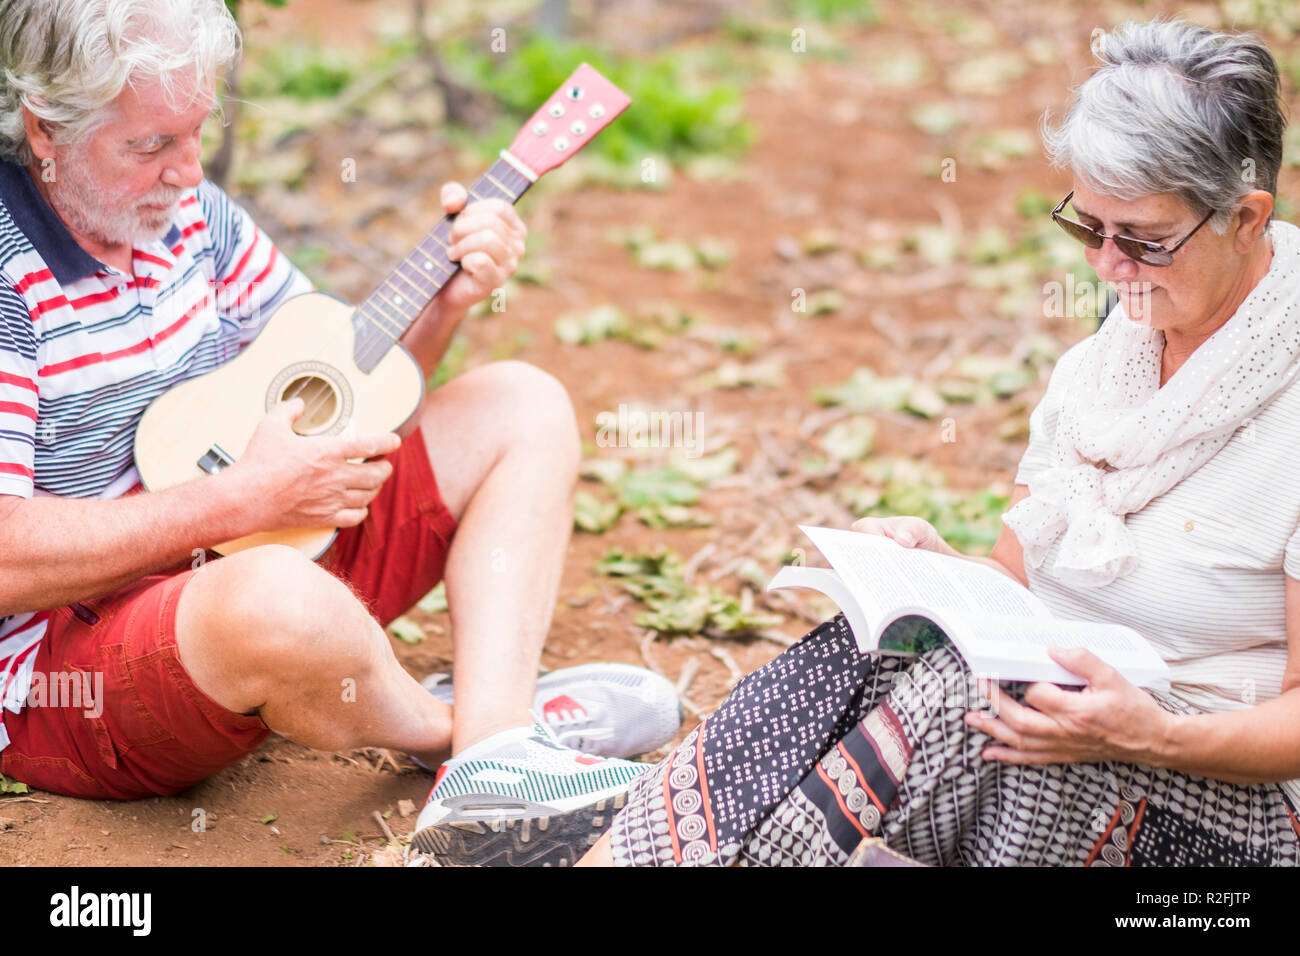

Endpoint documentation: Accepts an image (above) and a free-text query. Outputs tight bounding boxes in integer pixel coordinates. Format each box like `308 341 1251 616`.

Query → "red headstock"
503 63 630 180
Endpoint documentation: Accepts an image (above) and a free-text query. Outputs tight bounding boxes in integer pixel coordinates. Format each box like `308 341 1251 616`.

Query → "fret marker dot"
424 260 433 269
394 295 403 305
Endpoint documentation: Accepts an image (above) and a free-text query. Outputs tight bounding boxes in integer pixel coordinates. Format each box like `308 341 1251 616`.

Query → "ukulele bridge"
197 444 235 475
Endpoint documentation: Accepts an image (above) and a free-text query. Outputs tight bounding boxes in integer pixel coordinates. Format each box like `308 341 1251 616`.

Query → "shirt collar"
0 157 183 283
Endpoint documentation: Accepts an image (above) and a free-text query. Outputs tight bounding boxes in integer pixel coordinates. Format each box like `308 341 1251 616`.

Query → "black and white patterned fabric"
610 615 1300 867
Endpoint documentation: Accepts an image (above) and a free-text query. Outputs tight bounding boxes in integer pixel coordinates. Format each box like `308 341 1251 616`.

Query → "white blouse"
1014 333 1300 805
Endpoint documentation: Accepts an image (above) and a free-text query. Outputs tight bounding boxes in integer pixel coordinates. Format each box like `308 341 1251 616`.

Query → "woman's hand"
967 647 1176 766
850 515 955 555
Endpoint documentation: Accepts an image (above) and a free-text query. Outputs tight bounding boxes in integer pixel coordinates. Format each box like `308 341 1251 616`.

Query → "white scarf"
1002 219 1300 588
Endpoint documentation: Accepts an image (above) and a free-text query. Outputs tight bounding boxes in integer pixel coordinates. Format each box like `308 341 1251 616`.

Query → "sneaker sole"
412 793 626 867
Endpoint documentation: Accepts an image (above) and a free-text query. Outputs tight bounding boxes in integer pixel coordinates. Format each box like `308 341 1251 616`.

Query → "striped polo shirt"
1014 230 1300 807
0 158 312 747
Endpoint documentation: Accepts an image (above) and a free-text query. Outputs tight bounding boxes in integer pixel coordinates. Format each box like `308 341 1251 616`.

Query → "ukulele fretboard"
351 155 534 372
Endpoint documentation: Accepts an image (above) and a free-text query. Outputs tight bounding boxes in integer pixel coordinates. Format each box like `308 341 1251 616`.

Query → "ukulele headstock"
503 63 630 179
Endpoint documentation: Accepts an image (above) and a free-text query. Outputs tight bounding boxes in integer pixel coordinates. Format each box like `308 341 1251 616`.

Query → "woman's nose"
1086 236 1141 282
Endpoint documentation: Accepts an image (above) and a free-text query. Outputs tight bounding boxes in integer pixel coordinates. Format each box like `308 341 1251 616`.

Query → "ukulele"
134 63 630 558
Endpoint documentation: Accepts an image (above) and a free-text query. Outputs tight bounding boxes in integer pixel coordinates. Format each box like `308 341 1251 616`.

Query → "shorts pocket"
67 642 174 754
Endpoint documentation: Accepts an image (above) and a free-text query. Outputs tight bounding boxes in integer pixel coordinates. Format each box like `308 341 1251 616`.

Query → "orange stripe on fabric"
814 761 868 839
695 718 717 853
836 740 886 814
1124 799 1147 867
1084 803 1124 866
663 752 682 863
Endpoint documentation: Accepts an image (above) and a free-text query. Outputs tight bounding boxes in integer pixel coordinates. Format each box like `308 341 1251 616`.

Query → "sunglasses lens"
1054 216 1103 249
1113 237 1172 266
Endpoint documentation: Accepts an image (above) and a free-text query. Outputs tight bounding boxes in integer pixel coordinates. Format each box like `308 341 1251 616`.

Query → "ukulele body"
133 290 426 559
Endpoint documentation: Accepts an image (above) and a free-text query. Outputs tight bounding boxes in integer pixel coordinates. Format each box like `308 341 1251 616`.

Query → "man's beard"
49 145 183 247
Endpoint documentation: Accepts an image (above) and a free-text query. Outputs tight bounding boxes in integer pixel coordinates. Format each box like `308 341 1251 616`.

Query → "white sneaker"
421 662 683 758
411 718 649 867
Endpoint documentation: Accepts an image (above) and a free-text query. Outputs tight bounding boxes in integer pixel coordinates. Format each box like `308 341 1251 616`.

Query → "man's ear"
21 103 58 162
1233 189 1275 253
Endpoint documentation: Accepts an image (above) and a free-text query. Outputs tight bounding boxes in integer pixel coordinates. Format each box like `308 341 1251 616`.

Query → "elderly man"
0 0 678 867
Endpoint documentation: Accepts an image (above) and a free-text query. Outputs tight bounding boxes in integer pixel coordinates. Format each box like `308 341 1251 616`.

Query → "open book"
767 525 1171 690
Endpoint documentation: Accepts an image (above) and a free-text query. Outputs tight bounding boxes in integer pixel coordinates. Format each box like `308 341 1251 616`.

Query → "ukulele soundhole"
266 361 354 436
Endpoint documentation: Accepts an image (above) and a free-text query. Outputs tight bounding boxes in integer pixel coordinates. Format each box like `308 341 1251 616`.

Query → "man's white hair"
1042 18 1286 233
0 0 240 164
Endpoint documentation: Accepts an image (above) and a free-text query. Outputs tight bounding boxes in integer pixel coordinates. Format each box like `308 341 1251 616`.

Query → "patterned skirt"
610 615 1300 866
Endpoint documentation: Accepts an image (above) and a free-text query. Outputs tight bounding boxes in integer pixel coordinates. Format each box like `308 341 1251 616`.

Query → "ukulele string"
289 252 461 430
271 160 530 429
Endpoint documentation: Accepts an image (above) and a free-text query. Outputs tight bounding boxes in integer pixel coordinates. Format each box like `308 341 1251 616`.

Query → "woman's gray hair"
0 0 240 164
1042 18 1286 233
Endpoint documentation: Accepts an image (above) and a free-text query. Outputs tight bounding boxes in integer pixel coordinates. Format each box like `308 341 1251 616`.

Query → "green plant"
442 32 753 165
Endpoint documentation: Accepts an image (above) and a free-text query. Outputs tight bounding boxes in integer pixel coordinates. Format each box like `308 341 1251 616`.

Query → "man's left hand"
435 181 527 315
966 647 1174 767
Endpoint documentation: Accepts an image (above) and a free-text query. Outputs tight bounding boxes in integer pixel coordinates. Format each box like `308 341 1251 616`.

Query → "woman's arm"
973 575 1300 785
1155 574 1300 783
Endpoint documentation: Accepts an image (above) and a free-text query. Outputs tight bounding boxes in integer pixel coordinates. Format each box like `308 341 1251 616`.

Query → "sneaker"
411 718 649 867
421 662 683 758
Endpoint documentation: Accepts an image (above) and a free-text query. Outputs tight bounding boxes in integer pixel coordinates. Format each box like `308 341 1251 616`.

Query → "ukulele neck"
351 154 534 372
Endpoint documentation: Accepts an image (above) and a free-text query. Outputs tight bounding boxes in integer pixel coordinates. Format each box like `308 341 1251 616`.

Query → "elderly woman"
579 18 1300 867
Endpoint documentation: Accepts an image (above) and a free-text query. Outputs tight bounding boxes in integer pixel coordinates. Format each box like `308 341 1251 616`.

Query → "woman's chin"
1118 289 1160 327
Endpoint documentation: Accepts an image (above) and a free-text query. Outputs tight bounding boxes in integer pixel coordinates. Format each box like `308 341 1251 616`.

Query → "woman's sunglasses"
1051 190 1213 266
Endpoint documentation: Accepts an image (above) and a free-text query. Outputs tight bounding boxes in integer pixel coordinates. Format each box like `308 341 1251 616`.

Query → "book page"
767 565 878 653
802 526 1052 621
918 608 1170 690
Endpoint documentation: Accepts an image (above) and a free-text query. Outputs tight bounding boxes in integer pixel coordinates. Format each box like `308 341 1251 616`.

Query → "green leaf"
636 240 698 272
946 52 1028 96
260 813 279 825
617 467 700 508
819 416 877 461
909 102 963 136
574 491 622 533
554 305 626 345
811 367 915 411
706 600 783 635
697 358 786 390
805 289 844 316
694 237 735 270
388 616 425 645
580 458 628 486
904 383 947 419
636 505 716 529
0 773 29 795
907 226 960 267
802 228 841 255
670 447 739 485
417 583 447 614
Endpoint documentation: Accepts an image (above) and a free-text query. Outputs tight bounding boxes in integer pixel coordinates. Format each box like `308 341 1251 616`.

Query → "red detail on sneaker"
575 755 604 766
542 693 588 723
426 765 449 803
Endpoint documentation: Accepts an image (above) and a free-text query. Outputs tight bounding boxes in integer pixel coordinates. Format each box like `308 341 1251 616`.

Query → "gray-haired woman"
579 18 1300 867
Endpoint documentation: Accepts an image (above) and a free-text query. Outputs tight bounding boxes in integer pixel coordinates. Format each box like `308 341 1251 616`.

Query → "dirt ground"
3 0 1298 866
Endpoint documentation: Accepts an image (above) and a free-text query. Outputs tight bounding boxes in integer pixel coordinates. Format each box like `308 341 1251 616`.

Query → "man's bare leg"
414 361 579 753
174 360 578 765
175 544 455 766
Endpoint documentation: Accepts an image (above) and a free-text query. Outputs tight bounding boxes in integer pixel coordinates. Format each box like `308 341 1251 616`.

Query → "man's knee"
182 544 379 669
469 360 581 470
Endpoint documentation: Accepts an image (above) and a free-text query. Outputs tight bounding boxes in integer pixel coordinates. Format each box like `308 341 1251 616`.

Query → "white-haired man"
0 0 679 866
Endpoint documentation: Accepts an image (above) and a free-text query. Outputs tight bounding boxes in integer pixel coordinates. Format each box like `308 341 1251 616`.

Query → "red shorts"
0 426 457 799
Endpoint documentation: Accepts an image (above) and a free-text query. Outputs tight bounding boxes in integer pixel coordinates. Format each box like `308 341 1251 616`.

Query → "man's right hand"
228 399 400 532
